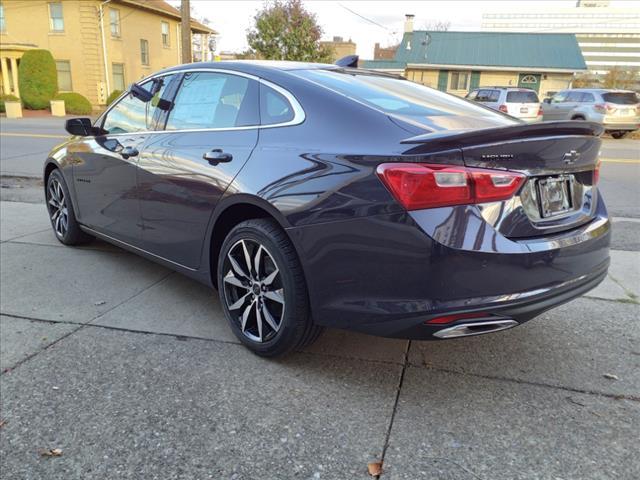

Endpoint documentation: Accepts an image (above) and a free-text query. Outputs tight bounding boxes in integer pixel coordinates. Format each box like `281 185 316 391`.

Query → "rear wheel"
571 115 585 121
611 131 629 139
217 218 322 357
46 169 93 245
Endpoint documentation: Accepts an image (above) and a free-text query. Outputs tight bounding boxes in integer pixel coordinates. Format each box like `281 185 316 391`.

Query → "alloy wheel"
222 239 285 343
48 178 68 238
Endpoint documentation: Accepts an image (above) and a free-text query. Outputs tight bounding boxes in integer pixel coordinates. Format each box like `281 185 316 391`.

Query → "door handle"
120 146 139 159
203 149 233 165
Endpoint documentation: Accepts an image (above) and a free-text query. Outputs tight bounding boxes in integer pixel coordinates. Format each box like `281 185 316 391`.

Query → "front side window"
49 2 64 32
449 72 469 90
293 69 515 130
55 60 72 91
102 76 173 134
140 39 149 65
110 9 120 37
566 91 582 102
166 72 259 130
112 63 125 91
161 21 170 47
552 91 568 103
260 84 294 125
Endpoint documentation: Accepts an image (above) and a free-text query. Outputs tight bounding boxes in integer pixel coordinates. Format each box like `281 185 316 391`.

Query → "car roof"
560 88 636 94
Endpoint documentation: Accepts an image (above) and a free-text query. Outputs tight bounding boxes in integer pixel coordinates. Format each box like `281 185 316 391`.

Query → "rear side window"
260 84 294 125
476 90 498 102
581 93 595 103
602 92 638 105
506 91 539 103
294 69 513 126
566 92 583 102
166 72 259 130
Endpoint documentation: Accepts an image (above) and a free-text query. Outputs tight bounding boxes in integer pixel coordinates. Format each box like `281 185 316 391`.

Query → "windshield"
602 92 638 105
506 91 539 103
294 69 517 131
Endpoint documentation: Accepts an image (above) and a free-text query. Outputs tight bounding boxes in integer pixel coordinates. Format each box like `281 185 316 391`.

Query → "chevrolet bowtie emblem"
563 150 580 164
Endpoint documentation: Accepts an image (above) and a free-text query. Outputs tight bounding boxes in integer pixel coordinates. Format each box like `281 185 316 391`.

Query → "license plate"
619 108 630 116
537 176 573 218
520 107 528 113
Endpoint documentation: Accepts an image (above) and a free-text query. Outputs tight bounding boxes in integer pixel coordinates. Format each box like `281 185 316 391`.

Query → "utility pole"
180 0 192 63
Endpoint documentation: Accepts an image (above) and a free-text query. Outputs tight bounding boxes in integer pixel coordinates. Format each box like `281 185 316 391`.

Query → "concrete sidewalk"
1 200 639 479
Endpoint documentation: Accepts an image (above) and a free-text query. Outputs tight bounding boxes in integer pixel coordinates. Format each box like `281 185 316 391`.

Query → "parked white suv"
541 89 639 139
466 87 541 123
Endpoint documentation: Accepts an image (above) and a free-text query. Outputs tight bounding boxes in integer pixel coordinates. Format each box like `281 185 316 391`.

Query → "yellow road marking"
0 132 68 139
600 158 640 164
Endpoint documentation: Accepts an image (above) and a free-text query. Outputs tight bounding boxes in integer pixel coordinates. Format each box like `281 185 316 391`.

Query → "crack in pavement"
0 271 174 377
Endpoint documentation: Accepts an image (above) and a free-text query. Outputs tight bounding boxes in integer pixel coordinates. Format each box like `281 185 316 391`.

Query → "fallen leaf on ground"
40 448 63 457
566 396 586 407
368 461 383 476
0 419 6 428
603 373 619 380
94 300 106 306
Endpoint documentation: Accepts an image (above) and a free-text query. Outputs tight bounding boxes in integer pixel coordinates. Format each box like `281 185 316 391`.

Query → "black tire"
46 169 93 245
611 131 629 139
217 218 322 357
571 116 585 121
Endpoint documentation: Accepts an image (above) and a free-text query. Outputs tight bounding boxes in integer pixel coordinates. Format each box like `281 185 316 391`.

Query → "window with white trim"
110 9 120 37
449 72 469 90
49 2 64 32
161 21 170 47
55 60 72 91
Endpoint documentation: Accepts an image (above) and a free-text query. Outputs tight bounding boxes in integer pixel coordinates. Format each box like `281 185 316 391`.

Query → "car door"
543 91 568 121
137 70 260 269
73 76 176 245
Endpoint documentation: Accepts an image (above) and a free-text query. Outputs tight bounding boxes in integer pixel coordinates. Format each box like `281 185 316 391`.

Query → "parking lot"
1 117 639 479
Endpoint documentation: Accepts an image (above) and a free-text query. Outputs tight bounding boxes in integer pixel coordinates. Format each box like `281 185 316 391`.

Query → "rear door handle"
203 149 233 165
120 146 139 159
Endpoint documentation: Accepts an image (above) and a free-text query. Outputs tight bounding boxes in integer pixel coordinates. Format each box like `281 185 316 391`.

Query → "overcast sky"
177 0 639 59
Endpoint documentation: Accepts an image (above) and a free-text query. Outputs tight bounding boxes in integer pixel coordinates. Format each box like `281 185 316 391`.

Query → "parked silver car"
466 87 541 123
542 89 639 139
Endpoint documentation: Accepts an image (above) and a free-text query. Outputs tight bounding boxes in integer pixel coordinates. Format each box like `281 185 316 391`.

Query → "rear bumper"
602 121 640 131
290 194 610 340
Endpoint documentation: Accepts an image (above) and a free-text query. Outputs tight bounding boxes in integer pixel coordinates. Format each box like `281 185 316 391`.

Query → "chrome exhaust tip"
433 319 518 339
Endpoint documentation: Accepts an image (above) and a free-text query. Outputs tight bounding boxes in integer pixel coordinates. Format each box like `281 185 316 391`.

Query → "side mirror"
129 82 154 102
543 98 551 104
65 118 93 136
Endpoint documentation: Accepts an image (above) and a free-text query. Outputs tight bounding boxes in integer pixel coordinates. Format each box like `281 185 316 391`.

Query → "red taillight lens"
594 103 616 114
537 106 542 116
498 104 508 113
594 159 601 185
376 163 526 210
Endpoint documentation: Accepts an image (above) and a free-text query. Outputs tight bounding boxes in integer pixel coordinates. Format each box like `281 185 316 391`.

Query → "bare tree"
421 20 451 31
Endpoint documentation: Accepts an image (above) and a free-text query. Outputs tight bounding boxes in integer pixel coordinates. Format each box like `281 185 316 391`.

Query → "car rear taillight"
498 104 508 113
537 106 542 116
376 163 526 210
594 103 616 114
594 159 601 185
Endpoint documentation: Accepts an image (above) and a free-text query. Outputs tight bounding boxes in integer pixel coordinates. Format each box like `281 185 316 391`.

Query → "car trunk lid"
400 121 603 238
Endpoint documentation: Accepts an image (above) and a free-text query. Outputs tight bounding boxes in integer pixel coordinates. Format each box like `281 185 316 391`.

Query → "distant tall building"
482 1 640 75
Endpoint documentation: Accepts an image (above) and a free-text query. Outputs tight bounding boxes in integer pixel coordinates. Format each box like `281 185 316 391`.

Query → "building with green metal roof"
362 19 587 98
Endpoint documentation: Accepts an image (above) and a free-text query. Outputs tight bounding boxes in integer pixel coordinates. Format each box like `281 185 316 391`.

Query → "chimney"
404 14 415 33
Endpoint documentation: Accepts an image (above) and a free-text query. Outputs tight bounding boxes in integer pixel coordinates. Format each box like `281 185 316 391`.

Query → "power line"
338 3 398 35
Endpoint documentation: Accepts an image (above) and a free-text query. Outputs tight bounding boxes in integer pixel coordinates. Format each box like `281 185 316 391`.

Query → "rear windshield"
294 69 515 129
506 91 539 103
602 92 638 105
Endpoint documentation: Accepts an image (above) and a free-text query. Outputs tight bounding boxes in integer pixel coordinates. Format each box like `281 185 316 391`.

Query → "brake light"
594 159 601 185
498 104 508 113
594 103 616 114
537 106 542 116
376 163 526 210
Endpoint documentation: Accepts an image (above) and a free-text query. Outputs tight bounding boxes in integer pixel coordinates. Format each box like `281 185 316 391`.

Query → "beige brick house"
0 0 215 105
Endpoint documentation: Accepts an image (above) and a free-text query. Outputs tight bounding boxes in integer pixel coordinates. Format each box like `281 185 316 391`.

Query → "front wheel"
217 218 322 357
46 169 93 245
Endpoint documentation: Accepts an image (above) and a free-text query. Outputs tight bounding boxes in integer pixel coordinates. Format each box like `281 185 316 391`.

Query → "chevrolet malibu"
44 61 610 356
